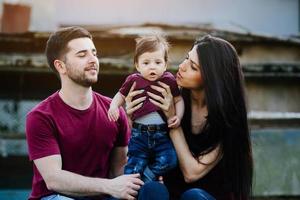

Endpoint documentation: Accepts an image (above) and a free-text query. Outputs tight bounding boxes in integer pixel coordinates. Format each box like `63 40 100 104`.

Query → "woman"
126 35 253 200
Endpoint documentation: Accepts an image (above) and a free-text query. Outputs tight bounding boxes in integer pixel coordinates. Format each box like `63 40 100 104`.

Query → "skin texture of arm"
166 96 184 128
108 146 128 178
169 127 221 183
108 92 125 122
34 154 143 199
174 96 184 121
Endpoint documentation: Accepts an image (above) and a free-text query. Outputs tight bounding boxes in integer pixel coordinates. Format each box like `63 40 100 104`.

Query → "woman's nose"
179 62 186 71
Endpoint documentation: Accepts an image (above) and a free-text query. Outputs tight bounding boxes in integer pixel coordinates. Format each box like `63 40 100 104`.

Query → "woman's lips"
176 72 182 79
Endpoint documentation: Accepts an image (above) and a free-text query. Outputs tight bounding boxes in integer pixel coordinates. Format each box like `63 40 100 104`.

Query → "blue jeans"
124 126 177 182
41 194 115 200
138 181 169 200
41 194 92 200
180 188 216 200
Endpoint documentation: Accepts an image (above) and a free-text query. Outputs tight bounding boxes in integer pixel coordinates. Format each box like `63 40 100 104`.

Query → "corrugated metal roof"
0 24 299 76
0 53 300 77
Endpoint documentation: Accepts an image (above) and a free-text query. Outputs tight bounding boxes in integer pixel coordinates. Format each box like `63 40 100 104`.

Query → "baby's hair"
134 34 170 65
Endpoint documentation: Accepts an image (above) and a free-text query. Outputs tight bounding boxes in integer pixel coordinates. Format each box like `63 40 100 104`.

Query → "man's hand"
107 174 144 200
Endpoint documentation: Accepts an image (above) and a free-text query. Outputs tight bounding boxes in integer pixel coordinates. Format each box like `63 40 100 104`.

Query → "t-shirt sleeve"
165 74 180 97
119 74 135 97
26 111 60 161
114 107 130 147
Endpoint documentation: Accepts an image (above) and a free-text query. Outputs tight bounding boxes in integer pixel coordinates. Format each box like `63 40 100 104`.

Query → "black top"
164 89 235 200
164 159 234 200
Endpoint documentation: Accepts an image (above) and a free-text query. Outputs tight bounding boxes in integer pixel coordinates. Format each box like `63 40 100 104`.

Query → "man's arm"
34 154 143 199
109 146 128 178
34 155 108 197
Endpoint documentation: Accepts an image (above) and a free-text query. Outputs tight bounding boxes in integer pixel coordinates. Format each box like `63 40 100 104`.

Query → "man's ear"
54 59 66 74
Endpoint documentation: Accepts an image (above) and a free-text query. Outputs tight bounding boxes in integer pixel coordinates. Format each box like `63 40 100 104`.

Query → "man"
26 26 143 200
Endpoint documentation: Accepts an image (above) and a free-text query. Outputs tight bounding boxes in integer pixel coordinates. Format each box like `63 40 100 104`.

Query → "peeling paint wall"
240 46 300 63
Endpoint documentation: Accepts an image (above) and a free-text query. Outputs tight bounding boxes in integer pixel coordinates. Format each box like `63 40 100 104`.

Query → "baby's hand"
167 115 180 128
108 106 120 122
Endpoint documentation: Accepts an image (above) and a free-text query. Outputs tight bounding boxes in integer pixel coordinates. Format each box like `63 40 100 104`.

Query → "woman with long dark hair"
126 35 253 200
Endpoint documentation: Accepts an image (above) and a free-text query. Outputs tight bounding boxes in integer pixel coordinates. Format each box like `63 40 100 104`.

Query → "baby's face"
136 49 167 81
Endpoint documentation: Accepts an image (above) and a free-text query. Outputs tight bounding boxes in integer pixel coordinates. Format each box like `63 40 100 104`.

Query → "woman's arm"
147 81 221 183
169 127 221 183
174 96 184 121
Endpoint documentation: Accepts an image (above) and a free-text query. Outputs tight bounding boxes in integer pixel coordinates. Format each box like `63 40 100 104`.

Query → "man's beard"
66 65 98 87
69 73 97 87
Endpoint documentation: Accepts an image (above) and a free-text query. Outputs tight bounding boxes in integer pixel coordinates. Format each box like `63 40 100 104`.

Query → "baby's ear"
135 64 140 72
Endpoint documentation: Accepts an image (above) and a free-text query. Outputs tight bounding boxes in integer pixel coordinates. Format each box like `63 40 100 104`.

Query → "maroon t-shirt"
26 91 130 200
119 71 180 120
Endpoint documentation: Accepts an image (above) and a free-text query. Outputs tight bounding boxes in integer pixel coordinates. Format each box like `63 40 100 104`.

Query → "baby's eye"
143 62 149 65
156 61 162 64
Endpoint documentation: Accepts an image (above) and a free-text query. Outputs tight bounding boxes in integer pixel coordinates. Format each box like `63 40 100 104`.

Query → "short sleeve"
114 107 130 146
163 73 180 97
119 74 135 97
26 111 60 161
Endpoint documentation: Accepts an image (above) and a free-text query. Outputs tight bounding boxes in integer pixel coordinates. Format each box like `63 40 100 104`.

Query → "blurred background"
0 0 299 199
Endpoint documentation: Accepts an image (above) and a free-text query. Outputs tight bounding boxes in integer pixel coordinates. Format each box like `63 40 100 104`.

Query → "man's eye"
78 53 85 57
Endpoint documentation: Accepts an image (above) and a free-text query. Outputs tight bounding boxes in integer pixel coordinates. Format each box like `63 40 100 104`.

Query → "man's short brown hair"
45 26 92 75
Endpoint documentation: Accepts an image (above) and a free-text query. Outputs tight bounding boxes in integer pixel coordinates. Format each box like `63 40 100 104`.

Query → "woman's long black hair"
181 35 253 200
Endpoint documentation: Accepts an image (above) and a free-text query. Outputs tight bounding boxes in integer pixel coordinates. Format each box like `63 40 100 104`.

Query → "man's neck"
59 82 93 110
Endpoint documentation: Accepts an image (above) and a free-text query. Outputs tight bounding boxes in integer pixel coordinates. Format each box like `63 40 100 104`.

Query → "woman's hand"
147 81 176 120
125 82 146 118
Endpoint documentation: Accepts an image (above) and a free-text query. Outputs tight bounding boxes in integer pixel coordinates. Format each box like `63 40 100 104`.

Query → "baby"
108 35 184 182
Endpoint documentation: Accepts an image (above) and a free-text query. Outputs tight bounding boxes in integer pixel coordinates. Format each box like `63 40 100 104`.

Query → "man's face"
63 37 99 87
